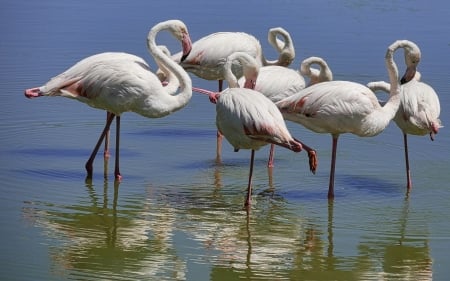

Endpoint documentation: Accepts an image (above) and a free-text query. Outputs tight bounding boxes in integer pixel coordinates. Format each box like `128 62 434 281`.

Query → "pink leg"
216 131 223 163
114 116 122 181
267 166 274 187
104 112 112 159
403 133 412 191
245 150 256 208
85 113 116 179
267 144 275 168
293 137 318 174
328 135 338 199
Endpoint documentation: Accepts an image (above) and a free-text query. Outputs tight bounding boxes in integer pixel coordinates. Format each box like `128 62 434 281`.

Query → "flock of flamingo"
24 19 442 208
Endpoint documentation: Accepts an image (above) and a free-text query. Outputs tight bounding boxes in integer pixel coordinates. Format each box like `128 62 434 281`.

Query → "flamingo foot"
308 150 318 174
209 92 219 104
24 87 42 98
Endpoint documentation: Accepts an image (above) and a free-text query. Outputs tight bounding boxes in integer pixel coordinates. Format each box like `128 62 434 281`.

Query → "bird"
192 54 304 208
165 27 296 162
193 86 303 208
276 40 419 199
102 45 176 159
24 19 193 181
229 52 319 170
367 47 442 190
172 27 295 89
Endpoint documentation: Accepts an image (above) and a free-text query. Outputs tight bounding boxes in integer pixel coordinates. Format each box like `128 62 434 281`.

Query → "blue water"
1 0 449 280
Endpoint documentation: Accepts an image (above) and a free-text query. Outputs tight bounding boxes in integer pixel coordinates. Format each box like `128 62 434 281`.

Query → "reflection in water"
22 165 432 280
22 180 186 280
356 197 432 280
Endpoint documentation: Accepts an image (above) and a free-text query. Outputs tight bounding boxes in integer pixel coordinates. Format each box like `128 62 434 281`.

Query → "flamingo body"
395 80 441 138
277 80 395 137
216 88 301 152
26 52 183 118
243 65 306 102
24 19 193 180
177 32 263 81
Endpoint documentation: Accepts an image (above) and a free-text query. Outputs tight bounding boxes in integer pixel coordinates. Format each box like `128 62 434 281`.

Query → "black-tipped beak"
181 51 190 62
400 65 416 85
180 33 192 62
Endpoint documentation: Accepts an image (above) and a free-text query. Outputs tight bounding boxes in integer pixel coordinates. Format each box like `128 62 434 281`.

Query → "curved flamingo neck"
263 27 295 67
147 20 192 111
300 56 333 86
381 40 412 119
225 52 259 89
155 45 180 95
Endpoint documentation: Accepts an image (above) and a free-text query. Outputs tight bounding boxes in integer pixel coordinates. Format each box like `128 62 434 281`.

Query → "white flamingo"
227 52 319 171
24 19 193 181
367 47 442 190
276 40 419 199
192 54 305 208
173 27 295 88
167 27 295 162
194 86 303 208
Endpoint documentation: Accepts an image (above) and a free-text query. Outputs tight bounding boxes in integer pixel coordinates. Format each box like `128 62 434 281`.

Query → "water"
1 0 449 280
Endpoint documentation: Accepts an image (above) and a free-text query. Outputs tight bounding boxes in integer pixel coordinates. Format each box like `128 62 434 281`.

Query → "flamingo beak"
180 33 192 62
400 66 416 84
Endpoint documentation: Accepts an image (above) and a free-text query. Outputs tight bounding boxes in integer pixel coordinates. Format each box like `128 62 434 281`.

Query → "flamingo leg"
216 79 224 163
85 113 116 179
104 112 112 159
267 144 275 168
245 149 256 208
216 131 223 163
114 116 122 181
328 135 338 199
403 133 412 191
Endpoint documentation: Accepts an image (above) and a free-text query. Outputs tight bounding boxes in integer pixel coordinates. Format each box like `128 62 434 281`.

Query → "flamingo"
102 45 175 157
228 52 319 170
367 48 442 190
192 55 304 208
24 19 193 181
193 86 303 208
276 40 419 199
165 27 296 162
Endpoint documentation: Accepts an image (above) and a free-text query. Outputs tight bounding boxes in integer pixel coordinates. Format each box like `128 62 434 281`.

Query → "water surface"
1 0 449 280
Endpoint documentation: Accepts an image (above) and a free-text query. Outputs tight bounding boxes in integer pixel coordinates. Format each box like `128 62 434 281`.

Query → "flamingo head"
164 20 192 62
180 32 192 62
400 42 421 84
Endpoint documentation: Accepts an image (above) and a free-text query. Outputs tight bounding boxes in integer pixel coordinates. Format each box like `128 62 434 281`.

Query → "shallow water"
1 0 449 280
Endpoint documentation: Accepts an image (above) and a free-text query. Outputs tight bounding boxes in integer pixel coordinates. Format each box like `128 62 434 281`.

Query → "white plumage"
24 19 193 181
276 40 419 198
368 52 442 190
